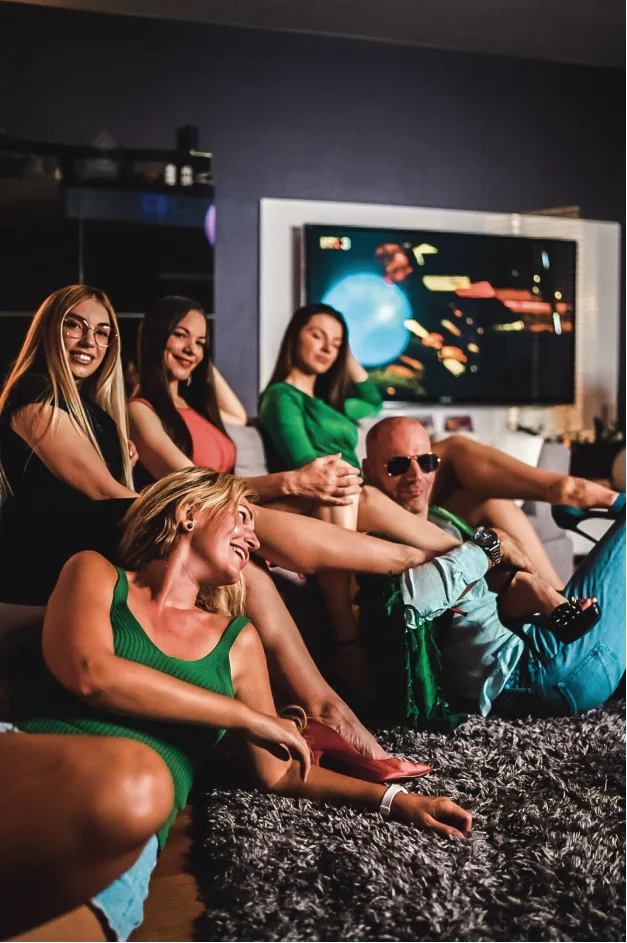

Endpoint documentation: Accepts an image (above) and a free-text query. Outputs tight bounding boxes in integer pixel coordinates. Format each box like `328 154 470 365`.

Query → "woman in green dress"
259 305 458 686
259 304 459 550
10 467 471 940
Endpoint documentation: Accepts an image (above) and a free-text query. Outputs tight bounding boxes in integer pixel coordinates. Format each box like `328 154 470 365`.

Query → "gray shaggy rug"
191 702 625 942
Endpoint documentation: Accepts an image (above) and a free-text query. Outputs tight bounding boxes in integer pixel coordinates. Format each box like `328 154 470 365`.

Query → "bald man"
361 416 625 717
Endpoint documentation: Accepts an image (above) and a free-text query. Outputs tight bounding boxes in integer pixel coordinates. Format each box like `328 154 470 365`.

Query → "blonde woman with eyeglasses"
0 285 139 605
9 467 471 941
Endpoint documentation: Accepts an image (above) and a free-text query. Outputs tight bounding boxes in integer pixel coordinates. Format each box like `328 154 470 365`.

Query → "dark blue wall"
0 3 623 414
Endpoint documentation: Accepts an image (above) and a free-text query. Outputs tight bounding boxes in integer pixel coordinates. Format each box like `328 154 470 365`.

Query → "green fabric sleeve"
258 385 326 469
344 379 383 421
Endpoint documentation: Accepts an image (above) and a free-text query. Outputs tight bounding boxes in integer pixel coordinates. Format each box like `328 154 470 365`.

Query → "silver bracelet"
379 784 408 819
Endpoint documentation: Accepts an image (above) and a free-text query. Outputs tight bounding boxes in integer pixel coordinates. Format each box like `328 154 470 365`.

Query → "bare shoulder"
128 400 169 439
11 400 57 436
228 621 264 687
56 551 119 593
230 620 262 653
128 399 155 417
128 400 161 424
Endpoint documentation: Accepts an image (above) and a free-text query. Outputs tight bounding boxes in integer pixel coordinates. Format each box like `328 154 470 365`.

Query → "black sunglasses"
385 453 441 477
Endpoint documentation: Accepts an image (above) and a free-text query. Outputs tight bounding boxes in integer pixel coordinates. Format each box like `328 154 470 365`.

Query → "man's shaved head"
363 416 437 515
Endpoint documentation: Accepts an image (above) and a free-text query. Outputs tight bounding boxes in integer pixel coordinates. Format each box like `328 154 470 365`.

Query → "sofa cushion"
230 424 268 478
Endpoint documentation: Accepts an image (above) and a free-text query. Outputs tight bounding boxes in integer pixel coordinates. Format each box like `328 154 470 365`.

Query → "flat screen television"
303 224 577 406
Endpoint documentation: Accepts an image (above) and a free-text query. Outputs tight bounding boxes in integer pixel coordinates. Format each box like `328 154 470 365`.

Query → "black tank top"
0 372 131 604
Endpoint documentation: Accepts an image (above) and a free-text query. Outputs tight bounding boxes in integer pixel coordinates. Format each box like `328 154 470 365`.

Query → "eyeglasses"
385 453 441 477
63 314 116 349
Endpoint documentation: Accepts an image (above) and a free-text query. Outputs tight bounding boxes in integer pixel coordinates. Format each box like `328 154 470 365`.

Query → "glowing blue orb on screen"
322 274 411 367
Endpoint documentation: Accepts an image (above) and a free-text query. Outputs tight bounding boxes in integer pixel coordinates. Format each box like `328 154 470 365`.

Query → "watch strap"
379 784 408 819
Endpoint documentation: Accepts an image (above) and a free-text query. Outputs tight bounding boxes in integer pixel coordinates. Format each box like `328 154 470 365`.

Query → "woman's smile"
69 350 97 365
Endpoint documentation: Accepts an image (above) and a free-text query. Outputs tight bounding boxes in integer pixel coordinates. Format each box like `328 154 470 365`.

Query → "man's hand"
492 528 537 575
289 455 362 506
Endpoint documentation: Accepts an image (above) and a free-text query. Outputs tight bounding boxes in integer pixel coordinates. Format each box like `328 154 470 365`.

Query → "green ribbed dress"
258 379 382 471
14 568 249 847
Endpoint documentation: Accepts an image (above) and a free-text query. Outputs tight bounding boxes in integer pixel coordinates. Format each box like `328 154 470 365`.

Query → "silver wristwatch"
472 526 502 567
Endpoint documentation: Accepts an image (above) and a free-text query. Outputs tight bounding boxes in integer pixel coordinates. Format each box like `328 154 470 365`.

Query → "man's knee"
83 740 173 850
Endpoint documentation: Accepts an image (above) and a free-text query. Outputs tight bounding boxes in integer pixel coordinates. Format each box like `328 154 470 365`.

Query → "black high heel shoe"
495 569 601 645
505 598 601 646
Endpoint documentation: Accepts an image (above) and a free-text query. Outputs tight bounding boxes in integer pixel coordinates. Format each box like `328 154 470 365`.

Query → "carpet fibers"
192 703 625 942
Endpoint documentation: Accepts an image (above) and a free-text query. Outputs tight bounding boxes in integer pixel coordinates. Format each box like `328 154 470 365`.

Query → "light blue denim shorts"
90 835 159 941
0 723 158 941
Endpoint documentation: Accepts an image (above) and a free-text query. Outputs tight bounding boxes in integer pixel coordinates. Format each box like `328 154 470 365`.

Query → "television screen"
303 225 576 406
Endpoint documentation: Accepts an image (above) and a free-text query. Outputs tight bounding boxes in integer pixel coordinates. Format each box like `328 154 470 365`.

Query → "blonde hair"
0 285 133 491
118 467 257 617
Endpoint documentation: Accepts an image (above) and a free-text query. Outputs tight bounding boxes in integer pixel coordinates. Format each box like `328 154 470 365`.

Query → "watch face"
475 528 497 550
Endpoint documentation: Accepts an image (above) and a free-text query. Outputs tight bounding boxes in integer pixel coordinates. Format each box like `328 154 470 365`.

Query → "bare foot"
310 700 390 760
496 570 596 621
548 476 619 510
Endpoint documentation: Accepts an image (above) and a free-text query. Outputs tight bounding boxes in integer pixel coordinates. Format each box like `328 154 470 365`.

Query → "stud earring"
185 521 195 531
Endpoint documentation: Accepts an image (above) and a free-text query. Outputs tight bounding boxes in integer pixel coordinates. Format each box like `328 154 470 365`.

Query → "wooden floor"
130 807 202 943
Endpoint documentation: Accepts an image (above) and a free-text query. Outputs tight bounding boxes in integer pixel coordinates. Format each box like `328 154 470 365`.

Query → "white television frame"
260 198 620 440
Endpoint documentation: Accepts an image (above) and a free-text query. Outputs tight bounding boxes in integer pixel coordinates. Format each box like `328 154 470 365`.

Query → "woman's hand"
244 711 312 781
289 454 362 506
345 347 369 383
392 792 472 839
128 440 139 468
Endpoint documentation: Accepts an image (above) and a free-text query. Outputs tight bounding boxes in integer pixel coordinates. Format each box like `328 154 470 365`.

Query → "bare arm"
129 401 361 506
42 552 311 771
212 366 248 426
345 347 369 384
12 405 136 500
230 624 472 838
128 400 194 479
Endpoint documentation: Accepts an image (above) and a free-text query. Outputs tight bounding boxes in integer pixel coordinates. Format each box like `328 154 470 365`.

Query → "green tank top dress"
14 567 250 847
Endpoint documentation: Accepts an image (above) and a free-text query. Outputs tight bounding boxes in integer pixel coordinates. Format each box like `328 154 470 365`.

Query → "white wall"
259 198 620 440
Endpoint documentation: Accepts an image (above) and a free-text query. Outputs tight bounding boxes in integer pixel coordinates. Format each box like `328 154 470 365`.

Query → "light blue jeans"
508 514 626 714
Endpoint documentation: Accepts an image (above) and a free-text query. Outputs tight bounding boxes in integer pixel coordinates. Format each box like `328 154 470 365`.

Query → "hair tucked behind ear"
118 467 256 616
265 303 349 411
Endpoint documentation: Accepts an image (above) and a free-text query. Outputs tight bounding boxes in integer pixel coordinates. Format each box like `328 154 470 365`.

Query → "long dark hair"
134 296 229 459
266 303 349 412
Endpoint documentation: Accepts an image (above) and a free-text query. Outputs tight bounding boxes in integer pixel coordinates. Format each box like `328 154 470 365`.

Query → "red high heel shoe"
303 718 431 783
